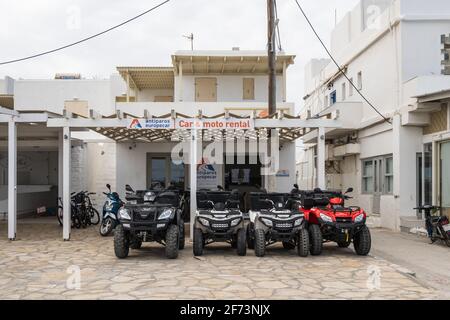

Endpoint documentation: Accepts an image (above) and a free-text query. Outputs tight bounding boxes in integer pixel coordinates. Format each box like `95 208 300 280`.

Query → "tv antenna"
183 33 194 51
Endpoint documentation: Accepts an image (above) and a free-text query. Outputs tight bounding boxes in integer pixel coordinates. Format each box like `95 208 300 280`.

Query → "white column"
179 62 184 102
189 129 198 240
317 127 326 190
282 61 287 102
63 127 71 241
58 129 63 204
8 120 17 240
126 72 130 103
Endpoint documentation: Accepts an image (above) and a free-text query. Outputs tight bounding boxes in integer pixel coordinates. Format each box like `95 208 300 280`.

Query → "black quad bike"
247 189 309 257
414 205 450 247
113 185 185 259
193 189 246 256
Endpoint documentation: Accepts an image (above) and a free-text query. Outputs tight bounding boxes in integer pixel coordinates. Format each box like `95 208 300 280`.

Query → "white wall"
14 79 116 115
137 89 174 102
175 75 284 102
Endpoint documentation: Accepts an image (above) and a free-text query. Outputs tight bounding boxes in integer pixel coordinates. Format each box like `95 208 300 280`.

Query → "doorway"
146 154 186 190
440 141 450 217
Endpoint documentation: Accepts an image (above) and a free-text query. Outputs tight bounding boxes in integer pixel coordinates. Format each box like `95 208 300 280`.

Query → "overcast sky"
0 0 360 109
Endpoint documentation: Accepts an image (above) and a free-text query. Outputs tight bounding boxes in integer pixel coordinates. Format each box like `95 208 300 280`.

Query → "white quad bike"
247 189 309 257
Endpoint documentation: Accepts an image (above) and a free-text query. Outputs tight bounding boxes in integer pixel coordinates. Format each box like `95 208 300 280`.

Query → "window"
357 72 363 90
362 160 374 193
330 90 337 105
384 157 393 194
342 83 346 101
349 78 354 96
362 155 394 194
243 78 255 100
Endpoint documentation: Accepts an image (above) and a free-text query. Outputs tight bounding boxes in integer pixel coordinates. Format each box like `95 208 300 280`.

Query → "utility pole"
267 0 277 115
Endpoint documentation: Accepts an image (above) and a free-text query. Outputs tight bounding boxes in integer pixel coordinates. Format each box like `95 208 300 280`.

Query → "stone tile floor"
0 221 438 300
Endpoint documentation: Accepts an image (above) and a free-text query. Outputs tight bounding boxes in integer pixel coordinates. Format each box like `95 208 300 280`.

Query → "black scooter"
414 205 450 247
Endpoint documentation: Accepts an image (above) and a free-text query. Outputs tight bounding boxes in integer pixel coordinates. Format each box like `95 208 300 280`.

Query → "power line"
0 0 170 66
294 0 392 124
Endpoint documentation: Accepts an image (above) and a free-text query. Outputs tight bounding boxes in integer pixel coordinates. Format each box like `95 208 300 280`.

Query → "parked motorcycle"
414 205 450 247
100 184 123 236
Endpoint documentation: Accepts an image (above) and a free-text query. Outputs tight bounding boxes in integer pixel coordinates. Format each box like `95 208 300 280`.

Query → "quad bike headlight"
230 218 242 227
294 218 303 227
118 208 131 220
354 214 364 223
158 208 174 220
260 218 273 227
198 217 210 226
319 213 333 223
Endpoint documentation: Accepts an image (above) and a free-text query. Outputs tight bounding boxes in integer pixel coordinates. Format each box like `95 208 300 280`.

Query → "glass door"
440 141 450 217
147 154 186 190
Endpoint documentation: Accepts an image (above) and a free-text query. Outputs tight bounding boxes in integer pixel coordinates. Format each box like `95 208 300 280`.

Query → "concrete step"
400 216 426 234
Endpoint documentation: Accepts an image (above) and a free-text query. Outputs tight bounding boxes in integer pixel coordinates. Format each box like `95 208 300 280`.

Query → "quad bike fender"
254 216 270 233
248 210 258 224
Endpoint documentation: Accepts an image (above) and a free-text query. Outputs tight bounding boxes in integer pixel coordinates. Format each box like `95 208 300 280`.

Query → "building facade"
1 50 300 225
298 0 450 231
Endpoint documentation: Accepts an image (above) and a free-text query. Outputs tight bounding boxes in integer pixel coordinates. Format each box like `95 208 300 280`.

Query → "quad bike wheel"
254 228 266 257
282 241 295 250
337 240 352 248
193 228 204 256
236 228 247 256
246 224 255 250
114 225 129 259
178 220 185 250
309 224 323 256
297 228 310 257
130 238 142 249
353 225 371 256
165 224 180 259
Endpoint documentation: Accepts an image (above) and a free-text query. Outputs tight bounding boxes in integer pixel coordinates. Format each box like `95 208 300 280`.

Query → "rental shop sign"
128 118 254 130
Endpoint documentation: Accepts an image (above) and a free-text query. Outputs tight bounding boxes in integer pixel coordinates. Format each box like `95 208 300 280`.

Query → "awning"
172 50 295 75
117 67 174 90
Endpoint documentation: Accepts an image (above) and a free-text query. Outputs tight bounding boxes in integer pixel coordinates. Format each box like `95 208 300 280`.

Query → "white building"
2 49 336 240
298 0 450 231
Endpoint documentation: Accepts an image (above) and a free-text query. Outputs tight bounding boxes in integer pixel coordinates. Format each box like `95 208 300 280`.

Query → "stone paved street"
0 220 438 300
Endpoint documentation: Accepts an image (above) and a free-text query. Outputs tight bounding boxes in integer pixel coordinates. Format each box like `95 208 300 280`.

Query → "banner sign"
197 163 219 190
175 118 254 129
127 118 254 130
128 118 174 129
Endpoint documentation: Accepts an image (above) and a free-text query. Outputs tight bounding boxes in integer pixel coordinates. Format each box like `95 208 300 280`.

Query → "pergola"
0 107 341 240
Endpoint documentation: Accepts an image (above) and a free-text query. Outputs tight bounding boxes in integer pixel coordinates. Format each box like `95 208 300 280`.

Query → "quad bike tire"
337 240 352 248
100 217 115 237
353 225 371 256
297 228 310 257
165 224 180 259
114 225 129 259
193 228 204 256
246 224 255 250
254 229 266 257
236 228 247 256
309 224 323 256
179 220 185 250
282 241 295 250
130 239 142 250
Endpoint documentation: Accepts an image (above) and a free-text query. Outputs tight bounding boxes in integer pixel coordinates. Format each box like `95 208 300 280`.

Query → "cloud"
0 0 360 109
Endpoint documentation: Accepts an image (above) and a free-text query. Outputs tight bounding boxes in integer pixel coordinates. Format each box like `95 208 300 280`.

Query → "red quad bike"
301 188 371 256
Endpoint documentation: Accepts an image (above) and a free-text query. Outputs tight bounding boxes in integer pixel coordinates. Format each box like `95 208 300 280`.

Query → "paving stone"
0 223 438 300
